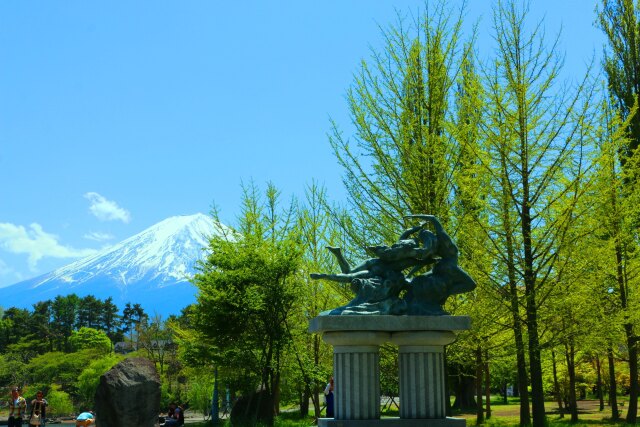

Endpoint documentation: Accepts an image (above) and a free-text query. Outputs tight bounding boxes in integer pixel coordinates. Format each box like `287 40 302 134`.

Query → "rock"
94 357 161 427
230 389 274 426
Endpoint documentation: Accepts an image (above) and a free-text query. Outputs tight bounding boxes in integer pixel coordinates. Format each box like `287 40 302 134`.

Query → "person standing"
9 387 27 427
324 377 335 418
29 391 47 427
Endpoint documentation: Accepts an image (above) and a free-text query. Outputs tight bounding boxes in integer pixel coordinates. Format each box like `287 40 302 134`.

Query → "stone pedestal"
309 316 469 427
393 331 456 419
324 331 389 420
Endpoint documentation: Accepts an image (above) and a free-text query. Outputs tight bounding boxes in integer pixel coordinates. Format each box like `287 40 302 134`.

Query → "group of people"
161 402 185 426
7 387 48 427
7 387 95 427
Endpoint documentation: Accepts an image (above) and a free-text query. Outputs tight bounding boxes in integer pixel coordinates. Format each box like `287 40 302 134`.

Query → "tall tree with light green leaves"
600 0 640 173
292 182 345 419
329 0 473 250
191 183 303 425
480 1 596 425
588 94 640 423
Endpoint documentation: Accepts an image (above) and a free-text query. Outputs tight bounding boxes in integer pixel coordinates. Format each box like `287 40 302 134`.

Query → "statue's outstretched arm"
310 270 371 283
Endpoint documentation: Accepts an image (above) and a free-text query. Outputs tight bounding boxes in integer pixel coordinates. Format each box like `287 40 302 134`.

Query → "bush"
76 354 121 409
46 385 74 417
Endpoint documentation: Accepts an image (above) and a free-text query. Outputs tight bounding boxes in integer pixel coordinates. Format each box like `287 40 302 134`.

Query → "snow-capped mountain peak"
2 213 231 314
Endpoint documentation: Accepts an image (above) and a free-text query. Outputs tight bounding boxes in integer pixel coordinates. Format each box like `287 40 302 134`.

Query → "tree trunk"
452 366 477 412
607 346 620 420
485 348 491 419
611 195 637 423
300 385 310 417
502 175 531 426
445 351 452 417
313 334 322 419
476 347 484 424
551 350 564 418
506 247 531 425
564 341 578 422
273 371 281 415
525 288 545 427
595 355 604 411
625 324 638 423
521 200 545 427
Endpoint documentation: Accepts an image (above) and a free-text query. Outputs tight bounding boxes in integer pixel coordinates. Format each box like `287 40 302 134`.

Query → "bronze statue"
310 215 476 315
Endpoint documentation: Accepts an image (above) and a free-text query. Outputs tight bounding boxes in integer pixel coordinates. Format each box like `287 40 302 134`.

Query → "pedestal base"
318 417 466 427
310 316 470 427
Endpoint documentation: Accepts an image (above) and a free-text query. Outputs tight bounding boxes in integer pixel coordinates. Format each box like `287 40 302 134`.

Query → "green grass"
191 399 630 426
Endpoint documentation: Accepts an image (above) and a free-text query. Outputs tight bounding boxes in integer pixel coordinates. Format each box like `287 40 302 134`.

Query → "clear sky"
0 0 602 288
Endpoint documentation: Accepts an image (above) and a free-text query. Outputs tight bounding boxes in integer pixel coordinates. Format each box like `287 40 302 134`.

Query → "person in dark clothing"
29 390 47 426
324 377 335 418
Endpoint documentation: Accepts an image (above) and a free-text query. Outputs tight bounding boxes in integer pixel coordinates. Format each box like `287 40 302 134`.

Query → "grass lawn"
450 397 631 427
186 398 632 426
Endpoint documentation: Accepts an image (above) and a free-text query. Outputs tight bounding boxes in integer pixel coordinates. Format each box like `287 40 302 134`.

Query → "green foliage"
600 0 640 163
192 183 303 401
46 384 74 416
328 0 473 248
0 346 33 389
69 327 112 354
76 354 121 409
26 349 103 395
183 367 215 418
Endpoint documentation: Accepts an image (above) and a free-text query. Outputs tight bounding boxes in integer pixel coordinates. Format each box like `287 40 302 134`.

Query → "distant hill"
1 213 231 316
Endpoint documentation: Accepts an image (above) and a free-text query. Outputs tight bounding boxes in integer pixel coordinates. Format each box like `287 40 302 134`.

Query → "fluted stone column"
323 331 389 420
391 331 456 419
309 315 469 427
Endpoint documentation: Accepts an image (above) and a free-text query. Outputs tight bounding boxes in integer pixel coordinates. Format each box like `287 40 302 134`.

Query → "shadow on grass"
192 411 316 427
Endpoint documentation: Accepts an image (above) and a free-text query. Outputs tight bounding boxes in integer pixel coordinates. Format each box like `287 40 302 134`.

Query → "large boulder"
230 390 274 426
94 357 161 427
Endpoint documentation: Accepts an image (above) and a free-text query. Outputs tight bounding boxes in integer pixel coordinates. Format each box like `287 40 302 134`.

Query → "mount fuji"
1 213 231 316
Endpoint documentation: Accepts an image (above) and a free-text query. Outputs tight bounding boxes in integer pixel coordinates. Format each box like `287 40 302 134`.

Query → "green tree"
329 1 473 248
76 354 121 409
600 0 640 172
99 296 121 343
26 349 99 394
76 295 102 330
192 183 303 424
294 182 345 418
480 2 596 425
51 294 80 352
46 384 74 416
69 327 112 354
588 94 640 422
122 302 148 345
138 314 174 375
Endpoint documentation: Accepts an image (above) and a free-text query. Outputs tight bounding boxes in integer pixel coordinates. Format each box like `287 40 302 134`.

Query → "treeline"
0 295 148 353
0 295 190 415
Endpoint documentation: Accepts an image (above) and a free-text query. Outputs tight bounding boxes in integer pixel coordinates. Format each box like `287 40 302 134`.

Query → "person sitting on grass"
164 403 184 426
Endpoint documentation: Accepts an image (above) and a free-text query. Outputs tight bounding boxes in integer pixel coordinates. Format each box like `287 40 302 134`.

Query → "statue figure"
310 214 476 315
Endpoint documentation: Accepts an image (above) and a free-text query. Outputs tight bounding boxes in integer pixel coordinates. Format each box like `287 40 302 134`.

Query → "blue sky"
0 0 602 288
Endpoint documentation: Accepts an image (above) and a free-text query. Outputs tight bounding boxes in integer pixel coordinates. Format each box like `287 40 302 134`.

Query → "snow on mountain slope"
1 213 231 315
